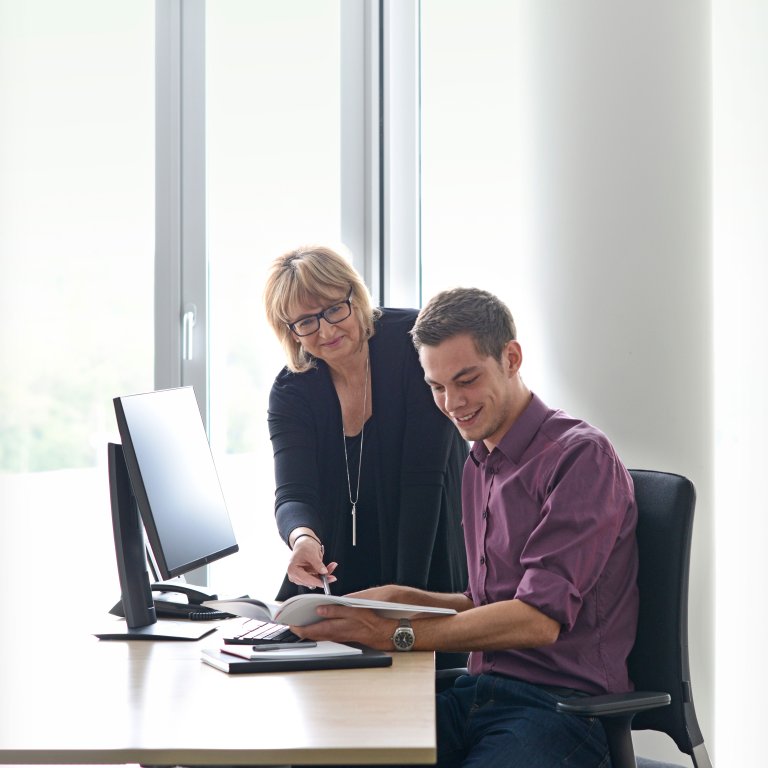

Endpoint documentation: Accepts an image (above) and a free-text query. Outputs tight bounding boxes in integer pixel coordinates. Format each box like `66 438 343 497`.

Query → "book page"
202 598 280 622
204 594 456 626
275 594 456 625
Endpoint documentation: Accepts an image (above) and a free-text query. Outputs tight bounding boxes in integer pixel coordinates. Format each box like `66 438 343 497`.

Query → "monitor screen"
113 386 239 581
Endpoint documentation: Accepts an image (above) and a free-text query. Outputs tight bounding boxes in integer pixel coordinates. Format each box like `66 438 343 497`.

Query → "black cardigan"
268 308 468 601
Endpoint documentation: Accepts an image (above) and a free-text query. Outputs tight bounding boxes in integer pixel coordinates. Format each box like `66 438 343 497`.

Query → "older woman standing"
264 245 468 616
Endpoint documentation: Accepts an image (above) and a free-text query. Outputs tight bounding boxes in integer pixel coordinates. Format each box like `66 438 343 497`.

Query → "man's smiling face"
419 333 524 451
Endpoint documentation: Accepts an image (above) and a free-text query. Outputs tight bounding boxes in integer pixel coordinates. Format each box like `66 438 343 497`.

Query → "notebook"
201 643 392 674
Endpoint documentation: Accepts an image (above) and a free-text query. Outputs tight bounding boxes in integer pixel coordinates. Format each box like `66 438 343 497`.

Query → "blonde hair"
264 245 381 373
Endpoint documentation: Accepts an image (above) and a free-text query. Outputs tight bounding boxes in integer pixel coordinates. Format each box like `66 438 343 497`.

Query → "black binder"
201 644 393 674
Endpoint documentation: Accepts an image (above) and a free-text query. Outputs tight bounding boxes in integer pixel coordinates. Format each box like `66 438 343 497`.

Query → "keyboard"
222 618 301 645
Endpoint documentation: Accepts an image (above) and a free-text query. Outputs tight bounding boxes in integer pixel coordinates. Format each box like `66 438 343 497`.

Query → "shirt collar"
469 392 550 466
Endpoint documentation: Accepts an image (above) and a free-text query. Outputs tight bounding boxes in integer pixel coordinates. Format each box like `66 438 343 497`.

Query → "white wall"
713 2 768 766
517 3 712 764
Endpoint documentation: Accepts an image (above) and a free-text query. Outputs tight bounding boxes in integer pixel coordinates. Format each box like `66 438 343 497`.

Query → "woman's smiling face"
288 292 366 365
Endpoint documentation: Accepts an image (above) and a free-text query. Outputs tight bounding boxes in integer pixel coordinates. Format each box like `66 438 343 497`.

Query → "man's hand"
290 605 397 651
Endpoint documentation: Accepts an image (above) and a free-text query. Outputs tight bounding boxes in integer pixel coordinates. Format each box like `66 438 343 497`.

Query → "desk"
0 617 437 765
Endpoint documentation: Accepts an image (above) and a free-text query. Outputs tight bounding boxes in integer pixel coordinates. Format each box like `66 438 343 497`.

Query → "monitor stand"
94 619 217 641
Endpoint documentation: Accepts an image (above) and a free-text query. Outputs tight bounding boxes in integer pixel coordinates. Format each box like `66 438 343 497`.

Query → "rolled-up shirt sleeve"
514 438 633 631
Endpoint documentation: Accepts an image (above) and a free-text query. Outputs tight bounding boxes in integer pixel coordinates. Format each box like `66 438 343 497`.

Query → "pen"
250 641 317 651
321 573 331 595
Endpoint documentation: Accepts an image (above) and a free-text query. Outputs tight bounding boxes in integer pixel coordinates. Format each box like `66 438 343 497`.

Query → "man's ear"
503 340 523 377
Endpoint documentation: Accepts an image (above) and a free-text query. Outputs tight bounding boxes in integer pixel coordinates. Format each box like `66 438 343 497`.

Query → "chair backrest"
627 469 705 755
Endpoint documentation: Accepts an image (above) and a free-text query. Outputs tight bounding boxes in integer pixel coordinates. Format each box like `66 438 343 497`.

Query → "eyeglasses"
287 289 353 337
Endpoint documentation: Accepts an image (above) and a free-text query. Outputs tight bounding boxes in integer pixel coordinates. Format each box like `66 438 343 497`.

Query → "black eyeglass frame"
286 288 354 337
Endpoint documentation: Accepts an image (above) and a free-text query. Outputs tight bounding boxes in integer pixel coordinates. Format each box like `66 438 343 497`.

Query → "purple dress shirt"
462 393 639 695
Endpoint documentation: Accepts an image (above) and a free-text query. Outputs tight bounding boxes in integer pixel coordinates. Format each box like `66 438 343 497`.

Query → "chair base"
691 742 713 768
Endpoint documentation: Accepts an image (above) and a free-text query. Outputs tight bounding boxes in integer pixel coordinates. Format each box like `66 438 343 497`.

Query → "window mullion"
155 0 208 426
381 0 420 308
340 0 382 301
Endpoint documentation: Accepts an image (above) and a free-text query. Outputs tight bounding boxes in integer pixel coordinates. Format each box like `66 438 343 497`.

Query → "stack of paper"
201 641 392 674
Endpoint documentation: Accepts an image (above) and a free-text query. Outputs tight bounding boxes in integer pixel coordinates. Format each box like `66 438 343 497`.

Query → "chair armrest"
555 691 671 718
435 666 469 693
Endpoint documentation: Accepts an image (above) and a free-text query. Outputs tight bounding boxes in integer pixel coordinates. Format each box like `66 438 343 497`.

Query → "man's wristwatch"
390 619 416 651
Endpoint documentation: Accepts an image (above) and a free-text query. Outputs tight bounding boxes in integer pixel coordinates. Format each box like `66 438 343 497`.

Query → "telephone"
109 579 231 621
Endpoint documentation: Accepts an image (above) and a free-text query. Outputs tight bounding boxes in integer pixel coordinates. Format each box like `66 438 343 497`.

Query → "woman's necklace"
342 354 369 547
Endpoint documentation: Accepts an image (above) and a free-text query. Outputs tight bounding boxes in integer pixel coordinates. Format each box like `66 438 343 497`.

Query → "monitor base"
94 619 217 641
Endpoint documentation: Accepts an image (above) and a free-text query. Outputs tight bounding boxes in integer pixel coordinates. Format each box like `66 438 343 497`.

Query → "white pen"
321 573 331 595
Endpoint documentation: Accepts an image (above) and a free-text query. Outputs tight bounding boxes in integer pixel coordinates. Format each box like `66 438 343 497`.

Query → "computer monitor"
105 386 238 639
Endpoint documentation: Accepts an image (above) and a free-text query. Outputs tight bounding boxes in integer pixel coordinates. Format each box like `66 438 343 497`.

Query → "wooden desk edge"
0 746 437 766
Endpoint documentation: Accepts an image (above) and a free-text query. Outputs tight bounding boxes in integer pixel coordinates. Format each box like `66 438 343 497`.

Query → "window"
205 0 352 597
0 0 155 608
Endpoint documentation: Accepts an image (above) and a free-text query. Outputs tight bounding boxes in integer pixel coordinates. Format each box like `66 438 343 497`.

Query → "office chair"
556 469 713 768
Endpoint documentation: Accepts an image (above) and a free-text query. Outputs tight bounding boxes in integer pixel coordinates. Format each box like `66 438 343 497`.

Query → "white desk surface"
0 615 436 765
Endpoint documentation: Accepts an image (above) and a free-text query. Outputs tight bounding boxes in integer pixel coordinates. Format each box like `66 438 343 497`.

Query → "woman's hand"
286 532 338 590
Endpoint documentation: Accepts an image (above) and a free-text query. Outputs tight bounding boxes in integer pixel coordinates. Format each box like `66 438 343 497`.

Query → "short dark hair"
411 287 516 361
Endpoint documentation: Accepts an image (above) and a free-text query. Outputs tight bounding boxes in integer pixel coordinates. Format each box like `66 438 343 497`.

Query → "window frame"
155 0 411 422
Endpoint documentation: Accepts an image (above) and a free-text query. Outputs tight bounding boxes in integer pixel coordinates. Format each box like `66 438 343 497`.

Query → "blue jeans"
435 674 610 768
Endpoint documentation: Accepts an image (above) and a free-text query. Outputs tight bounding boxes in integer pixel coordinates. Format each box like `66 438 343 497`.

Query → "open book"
202 594 456 627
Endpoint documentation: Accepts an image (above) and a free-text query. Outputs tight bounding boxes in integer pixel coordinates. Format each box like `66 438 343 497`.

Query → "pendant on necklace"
343 354 369 549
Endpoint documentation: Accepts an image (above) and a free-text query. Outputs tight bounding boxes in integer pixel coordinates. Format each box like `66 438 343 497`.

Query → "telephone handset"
109 578 230 620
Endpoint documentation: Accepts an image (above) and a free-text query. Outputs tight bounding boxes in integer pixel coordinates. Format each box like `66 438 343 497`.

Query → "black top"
337 425 382 594
268 308 469 601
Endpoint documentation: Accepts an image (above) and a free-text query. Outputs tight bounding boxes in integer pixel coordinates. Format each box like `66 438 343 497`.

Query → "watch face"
393 627 415 651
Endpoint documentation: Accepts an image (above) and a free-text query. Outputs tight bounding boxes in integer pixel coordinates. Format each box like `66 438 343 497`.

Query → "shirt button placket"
479 459 495 598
